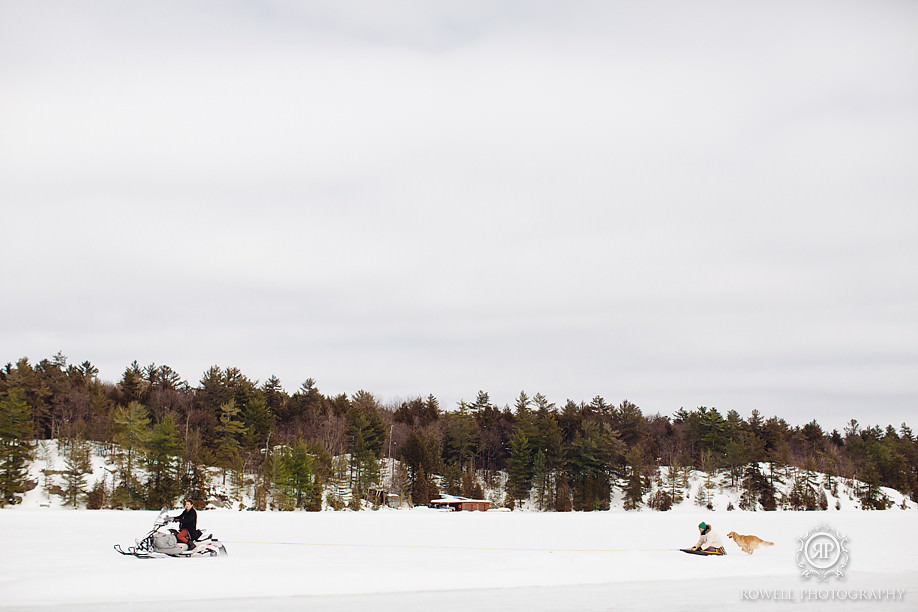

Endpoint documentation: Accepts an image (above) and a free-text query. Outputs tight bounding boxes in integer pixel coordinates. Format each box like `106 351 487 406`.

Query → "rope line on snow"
220 540 679 553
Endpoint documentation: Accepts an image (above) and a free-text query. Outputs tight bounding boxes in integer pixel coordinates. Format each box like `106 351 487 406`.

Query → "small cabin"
367 488 400 508
429 495 491 512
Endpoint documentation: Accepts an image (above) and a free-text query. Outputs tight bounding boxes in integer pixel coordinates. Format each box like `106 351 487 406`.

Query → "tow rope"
219 540 678 553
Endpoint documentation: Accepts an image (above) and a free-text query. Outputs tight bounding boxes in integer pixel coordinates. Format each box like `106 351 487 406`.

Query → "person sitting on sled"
692 522 726 554
173 499 201 550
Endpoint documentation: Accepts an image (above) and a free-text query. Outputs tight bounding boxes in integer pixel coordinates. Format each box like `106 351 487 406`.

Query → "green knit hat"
698 522 708 530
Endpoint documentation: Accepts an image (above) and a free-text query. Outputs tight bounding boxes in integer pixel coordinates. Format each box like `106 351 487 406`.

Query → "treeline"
1 354 916 511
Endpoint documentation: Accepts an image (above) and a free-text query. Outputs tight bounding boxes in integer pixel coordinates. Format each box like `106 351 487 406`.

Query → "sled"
680 547 726 556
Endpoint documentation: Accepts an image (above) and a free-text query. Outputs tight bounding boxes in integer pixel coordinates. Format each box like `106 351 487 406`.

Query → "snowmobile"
114 509 228 558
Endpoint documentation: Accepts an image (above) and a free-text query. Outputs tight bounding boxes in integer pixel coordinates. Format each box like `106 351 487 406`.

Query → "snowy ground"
0 508 915 611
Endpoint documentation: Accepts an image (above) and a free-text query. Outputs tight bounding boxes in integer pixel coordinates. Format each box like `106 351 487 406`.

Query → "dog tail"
763 540 774 546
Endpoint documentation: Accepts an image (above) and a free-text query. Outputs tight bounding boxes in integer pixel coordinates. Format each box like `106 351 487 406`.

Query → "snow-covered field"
0 508 914 611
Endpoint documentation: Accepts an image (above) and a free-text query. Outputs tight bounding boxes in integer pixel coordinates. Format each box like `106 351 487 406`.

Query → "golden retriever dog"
727 531 774 555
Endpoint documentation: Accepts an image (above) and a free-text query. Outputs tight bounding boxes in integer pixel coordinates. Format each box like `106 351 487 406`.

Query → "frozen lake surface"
0 508 914 611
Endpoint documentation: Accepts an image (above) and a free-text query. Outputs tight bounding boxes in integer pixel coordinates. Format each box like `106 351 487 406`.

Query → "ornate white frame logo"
796 524 849 581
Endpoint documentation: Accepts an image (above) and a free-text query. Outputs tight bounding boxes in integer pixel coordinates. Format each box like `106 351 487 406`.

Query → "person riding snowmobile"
692 522 726 554
173 499 201 550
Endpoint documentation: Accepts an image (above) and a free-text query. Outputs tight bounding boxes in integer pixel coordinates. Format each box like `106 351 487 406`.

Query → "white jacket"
695 529 725 550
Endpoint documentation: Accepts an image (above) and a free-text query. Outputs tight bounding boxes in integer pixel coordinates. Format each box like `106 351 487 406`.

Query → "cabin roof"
430 495 490 504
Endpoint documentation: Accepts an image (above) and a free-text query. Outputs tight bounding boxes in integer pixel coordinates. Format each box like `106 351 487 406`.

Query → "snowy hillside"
20 440 916 513
6 441 917 611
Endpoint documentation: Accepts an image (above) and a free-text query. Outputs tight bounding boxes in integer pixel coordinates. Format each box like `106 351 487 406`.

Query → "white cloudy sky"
2 1 916 429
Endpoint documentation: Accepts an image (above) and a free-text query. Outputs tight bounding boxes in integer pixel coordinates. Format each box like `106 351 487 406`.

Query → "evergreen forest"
1 353 915 512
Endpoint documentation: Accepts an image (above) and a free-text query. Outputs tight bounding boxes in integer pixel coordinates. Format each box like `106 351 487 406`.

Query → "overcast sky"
2 1 916 430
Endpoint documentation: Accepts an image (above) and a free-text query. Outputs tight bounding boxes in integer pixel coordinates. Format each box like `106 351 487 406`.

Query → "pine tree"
180 429 211 507
514 391 532 416
146 415 181 509
390 462 411 508
739 463 775 510
694 482 711 508
859 464 890 510
305 440 331 511
817 488 828 511
623 446 648 510
0 389 34 506
113 401 150 475
698 407 728 455
119 361 147 404
647 488 674 510
565 421 621 511
506 428 534 507
112 401 150 508
62 438 92 507
277 439 317 510
532 450 551 511
242 394 273 450
470 390 492 414
442 409 478 468
345 395 387 502
442 462 462 496
326 454 351 510
407 464 441 507
459 465 483 499
664 462 685 505
788 476 809 510
86 478 106 509
531 411 562 500
214 399 247 485
723 438 745 487
255 444 277 511
553 472 572 512
399 428 441 505
261 375 286 426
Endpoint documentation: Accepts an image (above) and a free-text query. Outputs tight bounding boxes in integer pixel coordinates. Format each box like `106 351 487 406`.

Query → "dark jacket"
175 507 200 541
